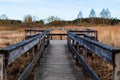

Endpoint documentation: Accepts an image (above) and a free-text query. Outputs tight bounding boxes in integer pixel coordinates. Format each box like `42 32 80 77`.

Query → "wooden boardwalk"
34 40 84 80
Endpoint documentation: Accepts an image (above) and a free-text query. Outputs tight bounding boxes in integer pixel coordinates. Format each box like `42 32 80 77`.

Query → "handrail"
67 29 120 80
50 33 86 40
69 29 98 41
68 31 118 63
1 30 47 51
0 30 50 80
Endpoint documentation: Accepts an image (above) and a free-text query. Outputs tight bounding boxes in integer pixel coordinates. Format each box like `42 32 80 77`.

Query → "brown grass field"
91 26 120 48
0 26 120 48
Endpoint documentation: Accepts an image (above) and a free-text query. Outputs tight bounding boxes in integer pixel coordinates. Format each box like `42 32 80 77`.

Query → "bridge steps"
34 40 84 80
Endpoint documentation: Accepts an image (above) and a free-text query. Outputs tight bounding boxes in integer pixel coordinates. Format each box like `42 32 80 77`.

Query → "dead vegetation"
0 26 120 48
0 31 24 48
91 26 120 47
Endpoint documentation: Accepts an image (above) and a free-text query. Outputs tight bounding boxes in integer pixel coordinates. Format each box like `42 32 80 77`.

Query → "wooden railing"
25 28 98 40
67 29 120 80
0 30 50 80
25 29 45 39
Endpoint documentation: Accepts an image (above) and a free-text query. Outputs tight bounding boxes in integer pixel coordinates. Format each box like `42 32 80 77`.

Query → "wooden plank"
25 34 40 39
34 40 84 80
68 29 98 41
25 29 45 32
50 33 88 40
84 34 97 40
50 33 85 36
69 29 97 32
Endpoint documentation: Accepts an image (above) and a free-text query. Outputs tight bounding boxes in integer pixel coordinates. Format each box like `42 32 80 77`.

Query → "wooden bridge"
0 28 120 80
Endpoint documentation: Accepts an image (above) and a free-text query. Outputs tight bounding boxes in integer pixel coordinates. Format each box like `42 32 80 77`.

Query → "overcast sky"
0 0 120 20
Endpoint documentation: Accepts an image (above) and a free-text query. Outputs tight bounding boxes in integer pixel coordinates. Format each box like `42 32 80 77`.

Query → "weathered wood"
0 30 48 65
50 33 87 40
25 29 45 32
50 34 67 40
68 41 99 80
18 41 45 80
69 29 98 41
67 31 119 64
18 30 49 80
0 30 50 80
0 54 4 80
114 53 120 80
34 40 84 80
69 29 97 32
67 29 120 80
25 29 45 39
25 34 40 39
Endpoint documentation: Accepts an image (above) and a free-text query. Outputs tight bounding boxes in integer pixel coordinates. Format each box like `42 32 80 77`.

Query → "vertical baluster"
114 53 120 80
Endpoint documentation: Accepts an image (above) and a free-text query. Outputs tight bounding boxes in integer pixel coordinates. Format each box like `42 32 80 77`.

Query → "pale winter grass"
90 26 120 48
0 31 24 48
0 26 120 48
50 26 120 48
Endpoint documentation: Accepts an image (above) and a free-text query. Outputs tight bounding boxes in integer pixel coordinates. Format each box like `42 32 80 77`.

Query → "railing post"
67 35 69 47
60 35 62 40
47 32 50 45
46 32 50 46
51 35 53 40
0 53 7 80
32 47 35 57
114 53 120 80
76 42 79 53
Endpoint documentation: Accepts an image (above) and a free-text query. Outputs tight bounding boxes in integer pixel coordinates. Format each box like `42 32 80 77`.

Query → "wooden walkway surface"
34 40 84 80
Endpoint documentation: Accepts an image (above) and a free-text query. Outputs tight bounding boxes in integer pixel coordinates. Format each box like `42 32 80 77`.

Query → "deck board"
34 40 84 80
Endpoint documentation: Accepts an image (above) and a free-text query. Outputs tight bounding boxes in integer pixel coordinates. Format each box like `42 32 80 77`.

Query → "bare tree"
33 15 39 22
77 11 83 19
106 8 111 19
89 9 96 18
47 16 60 23
99 8 111 24
89 9 96 24
77 11 83 24
0 14 8 20
100 8 111 19
23 15 33 23
100 8 106 18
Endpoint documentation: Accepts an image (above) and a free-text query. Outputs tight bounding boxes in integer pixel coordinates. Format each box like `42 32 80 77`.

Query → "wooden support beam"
0 54 4 80
114 53 120 80
0 54 7 80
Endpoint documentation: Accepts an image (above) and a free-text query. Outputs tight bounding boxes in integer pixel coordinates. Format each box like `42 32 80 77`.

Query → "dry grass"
50 26 120 48
90 26 120 48
0 31 24 48
0 25 120 48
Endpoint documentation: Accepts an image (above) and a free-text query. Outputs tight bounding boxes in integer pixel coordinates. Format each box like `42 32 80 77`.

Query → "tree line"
77 8 113 25
0 8 120 27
